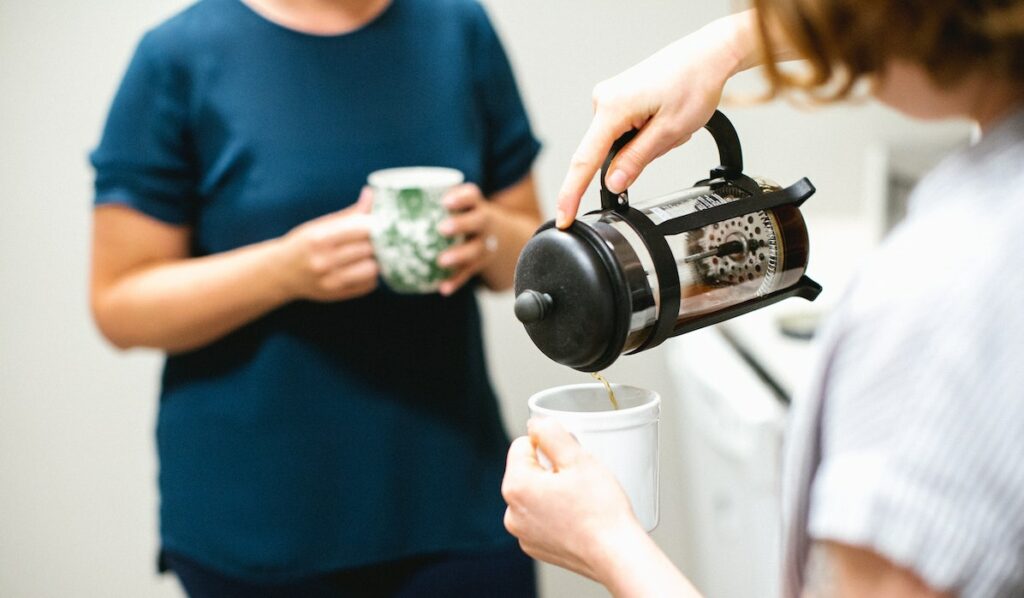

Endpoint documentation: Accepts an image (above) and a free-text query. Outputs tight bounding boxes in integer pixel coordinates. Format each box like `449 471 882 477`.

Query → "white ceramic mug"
367 167 464 293
528 383 661 531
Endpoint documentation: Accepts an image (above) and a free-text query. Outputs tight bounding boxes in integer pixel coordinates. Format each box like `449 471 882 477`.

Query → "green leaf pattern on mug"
372 187 459 293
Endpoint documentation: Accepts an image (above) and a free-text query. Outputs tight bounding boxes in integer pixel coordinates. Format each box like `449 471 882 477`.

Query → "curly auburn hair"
751 0 1024 100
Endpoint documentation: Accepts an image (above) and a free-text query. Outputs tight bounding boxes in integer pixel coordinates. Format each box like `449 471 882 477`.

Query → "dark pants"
163 544 537 598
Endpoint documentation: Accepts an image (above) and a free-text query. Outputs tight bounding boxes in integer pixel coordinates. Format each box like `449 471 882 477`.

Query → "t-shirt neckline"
234 0 395 40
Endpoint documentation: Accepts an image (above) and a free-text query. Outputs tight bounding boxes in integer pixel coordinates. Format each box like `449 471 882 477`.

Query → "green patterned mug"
368 167 465 294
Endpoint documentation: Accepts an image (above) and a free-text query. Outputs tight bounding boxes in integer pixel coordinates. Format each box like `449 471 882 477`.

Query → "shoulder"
393 0 505 67
845 177 1024 343
133 0 233 70
822 131 1024 395
402 0 487 18
400 0 494 35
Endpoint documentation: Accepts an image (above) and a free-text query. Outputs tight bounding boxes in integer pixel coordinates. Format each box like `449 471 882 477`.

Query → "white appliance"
668 323 790 598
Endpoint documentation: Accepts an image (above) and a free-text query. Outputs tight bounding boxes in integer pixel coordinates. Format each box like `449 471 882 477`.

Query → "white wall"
0 1 968 597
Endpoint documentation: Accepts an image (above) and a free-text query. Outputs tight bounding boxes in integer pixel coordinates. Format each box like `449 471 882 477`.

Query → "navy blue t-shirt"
91 0 540 582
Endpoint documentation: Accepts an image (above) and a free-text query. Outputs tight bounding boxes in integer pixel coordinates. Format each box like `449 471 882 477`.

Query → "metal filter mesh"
686 181 784 296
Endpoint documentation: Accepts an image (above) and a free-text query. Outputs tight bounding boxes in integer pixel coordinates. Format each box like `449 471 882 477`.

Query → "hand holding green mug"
368 167 464 294
369 167 497 295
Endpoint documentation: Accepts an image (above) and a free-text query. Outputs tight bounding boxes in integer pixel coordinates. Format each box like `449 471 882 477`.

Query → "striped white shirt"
782 107 1024 598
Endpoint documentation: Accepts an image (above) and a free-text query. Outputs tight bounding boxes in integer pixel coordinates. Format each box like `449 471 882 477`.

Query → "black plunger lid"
513 221 629 372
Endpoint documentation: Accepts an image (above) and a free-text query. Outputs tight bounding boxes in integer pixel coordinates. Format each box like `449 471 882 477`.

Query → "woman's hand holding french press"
556 12 760 229
275 188 380 302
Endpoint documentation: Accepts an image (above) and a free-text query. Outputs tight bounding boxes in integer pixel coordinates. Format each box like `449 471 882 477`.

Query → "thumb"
528 417 583 471
323 188 372 220
353 186 373 213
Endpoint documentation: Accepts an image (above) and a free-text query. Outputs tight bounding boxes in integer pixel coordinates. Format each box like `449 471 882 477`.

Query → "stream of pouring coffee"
590 372 619 410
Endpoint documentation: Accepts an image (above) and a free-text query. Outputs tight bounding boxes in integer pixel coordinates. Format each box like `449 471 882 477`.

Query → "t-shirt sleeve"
806 272 1024 596
467 3 541 196
90 31 198 225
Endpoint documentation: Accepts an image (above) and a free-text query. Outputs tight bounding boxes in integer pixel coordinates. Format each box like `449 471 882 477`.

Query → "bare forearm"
593 526 702 598
94 239 290 353
479 204 542 292
709 8 801 76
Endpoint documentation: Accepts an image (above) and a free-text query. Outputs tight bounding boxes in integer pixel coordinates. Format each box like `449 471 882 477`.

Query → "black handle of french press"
598 110 746 211
704 110 744 178
599 129 639 211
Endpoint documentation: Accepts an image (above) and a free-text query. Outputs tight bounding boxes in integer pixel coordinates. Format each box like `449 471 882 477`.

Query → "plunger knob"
514 290 554 323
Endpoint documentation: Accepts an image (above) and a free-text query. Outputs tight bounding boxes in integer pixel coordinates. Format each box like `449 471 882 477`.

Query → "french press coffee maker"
513 110 822 371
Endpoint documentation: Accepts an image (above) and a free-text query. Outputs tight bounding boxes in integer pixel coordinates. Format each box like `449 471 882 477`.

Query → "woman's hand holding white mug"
275 188 379 302
502 419 699 598
502 418 637 579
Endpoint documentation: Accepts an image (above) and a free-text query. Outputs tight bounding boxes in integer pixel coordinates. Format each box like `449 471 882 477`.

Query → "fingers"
319 257 379 294
311 240 380 272
438 236 484 270
528 417 582 472
438 208 487 237
442 183 484 212
437 236 487 296
607 120 690 194
502 436 542 539
439 184 488 237
337 276 378 300
438 260 483 296
310 213 373 247
504 435 541 480
556 113 631 229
